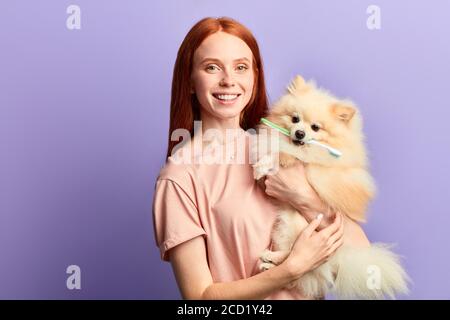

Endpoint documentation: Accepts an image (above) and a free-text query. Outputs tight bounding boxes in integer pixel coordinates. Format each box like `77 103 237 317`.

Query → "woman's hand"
263 160 314 204
263 160 334 227
283 212 344 279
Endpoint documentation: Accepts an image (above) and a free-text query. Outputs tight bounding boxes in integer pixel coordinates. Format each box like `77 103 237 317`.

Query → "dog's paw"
259 262 276 272
260 249 274 263
260 249 290 266
253 154 277 180
253 166 266 181
259 249 289 272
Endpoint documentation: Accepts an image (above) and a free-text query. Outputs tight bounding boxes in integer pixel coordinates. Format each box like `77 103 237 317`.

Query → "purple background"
0 0 449 299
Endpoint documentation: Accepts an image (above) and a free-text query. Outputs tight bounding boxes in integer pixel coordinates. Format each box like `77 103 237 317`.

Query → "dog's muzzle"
293 130 305 146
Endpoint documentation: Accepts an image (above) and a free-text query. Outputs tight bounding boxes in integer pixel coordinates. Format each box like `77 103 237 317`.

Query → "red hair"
166 17 269 158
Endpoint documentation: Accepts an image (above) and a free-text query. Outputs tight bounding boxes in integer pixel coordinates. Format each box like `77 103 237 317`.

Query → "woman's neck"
199 113 243 137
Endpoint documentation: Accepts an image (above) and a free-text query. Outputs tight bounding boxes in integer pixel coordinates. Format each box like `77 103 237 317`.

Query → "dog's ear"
287 75 309 95
332 103 356 123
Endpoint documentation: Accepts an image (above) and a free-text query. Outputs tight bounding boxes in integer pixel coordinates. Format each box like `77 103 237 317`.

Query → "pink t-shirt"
152 129 305 299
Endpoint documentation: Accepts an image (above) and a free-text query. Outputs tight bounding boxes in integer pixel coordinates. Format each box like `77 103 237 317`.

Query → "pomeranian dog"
252 75 409 299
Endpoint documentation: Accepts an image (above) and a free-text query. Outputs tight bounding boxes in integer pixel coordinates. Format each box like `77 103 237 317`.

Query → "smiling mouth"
212 93 241 102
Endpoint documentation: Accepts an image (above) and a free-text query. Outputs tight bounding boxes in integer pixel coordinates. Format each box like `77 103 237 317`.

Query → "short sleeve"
152 178 206 261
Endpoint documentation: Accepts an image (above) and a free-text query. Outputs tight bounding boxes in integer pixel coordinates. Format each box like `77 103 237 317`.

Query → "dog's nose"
295 130 305 140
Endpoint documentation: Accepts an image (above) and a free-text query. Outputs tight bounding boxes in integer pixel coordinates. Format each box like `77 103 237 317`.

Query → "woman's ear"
331 103 356 123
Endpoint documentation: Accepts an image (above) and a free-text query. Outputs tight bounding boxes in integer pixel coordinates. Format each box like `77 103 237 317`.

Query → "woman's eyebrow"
200 57 251 64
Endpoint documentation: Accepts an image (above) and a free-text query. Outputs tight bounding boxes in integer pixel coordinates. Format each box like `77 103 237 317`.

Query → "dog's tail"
330 244 410 299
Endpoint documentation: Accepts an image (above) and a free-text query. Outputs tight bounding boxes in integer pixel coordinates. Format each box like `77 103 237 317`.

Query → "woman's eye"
311 124 320 132
292 115 300 123
206 65 220 72
236 64 248 72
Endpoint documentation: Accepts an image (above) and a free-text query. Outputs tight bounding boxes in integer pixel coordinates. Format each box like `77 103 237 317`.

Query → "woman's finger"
326 237 344 256
326 214 345 245
301 213 324 238
317 211 342 239
312 256 329 270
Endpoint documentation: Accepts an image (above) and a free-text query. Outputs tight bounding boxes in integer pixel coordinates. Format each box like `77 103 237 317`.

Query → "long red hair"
166 17 269 158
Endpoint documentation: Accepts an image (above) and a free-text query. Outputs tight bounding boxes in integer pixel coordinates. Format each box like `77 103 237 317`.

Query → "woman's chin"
210 106 245 119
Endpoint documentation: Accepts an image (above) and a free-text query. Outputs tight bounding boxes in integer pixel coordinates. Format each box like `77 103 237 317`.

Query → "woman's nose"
219 71 235 87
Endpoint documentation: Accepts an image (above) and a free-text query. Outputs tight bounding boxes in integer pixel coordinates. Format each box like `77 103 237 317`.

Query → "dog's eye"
311 124 320 132
292 115 300 123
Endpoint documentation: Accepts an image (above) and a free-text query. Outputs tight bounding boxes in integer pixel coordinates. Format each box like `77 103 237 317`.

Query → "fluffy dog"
252 75 409 299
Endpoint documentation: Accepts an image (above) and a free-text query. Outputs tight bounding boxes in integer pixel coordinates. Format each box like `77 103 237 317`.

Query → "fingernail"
316 213 324 220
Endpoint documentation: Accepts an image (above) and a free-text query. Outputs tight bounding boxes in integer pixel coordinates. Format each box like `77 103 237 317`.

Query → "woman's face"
191 31 255 123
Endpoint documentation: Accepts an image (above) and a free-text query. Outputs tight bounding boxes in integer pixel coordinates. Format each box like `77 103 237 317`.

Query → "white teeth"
215 94 239 101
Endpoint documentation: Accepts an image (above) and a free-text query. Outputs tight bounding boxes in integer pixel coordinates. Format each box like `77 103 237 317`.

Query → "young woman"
152 17 346 300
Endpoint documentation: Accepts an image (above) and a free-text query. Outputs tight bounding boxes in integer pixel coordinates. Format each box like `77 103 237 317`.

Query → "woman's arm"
290 193 370 247
170 236 297 300
170 213 344 300
262 162 370 246
263 161 335 228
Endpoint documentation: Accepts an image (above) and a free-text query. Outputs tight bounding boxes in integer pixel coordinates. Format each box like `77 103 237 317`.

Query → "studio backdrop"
0 0 449 299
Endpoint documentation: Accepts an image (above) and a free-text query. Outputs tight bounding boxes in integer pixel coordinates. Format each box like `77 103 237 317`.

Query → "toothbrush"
305 139 342 158
260 118 290 136
260 117 342 158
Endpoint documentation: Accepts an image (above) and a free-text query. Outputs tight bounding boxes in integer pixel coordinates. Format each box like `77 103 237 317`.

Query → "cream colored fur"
254 75 409 299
